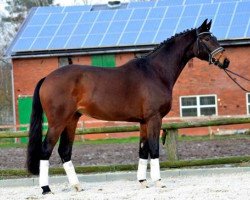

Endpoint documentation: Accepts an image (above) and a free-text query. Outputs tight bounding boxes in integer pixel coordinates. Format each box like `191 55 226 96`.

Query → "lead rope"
223 68 250 92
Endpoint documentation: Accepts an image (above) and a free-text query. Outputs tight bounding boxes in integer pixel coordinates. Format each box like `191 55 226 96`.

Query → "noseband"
196 31 224 65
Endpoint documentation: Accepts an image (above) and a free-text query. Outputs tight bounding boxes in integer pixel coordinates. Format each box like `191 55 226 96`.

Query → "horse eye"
205 37 210 41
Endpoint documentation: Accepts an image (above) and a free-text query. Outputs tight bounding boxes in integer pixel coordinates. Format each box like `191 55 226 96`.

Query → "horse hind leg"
39 125 65 194
58 113 83 192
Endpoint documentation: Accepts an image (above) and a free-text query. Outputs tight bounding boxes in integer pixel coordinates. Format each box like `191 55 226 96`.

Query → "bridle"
196 30 250 92
196 31 225 66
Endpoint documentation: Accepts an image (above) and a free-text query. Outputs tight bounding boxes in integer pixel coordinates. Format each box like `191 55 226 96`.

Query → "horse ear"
198 19 209 32
207 19 212 30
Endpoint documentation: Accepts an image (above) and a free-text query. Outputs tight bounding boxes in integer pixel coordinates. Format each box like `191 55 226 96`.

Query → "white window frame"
180 94 218 117
247 93 250 115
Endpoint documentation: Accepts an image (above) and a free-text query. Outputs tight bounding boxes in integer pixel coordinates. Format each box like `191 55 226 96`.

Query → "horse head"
193 19 230 69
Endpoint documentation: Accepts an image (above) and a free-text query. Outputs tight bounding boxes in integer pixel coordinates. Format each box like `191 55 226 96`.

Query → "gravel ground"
0 138 250 169
1 171 250 200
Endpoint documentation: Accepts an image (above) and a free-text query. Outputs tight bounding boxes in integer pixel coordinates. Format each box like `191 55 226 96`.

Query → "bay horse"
27 19 230 194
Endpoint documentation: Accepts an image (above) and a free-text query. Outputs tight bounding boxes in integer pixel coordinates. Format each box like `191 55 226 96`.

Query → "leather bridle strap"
196 31 225 64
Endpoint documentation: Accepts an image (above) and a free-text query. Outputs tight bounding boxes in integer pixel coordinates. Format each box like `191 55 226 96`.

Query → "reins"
223 68 250 92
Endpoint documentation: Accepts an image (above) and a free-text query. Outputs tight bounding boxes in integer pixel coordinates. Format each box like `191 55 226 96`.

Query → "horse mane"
143 28 196 58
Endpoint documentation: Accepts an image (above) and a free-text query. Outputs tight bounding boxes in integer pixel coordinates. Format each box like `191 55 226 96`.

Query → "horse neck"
148 30 197 89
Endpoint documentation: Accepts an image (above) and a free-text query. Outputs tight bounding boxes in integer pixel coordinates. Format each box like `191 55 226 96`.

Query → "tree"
0 0 53 126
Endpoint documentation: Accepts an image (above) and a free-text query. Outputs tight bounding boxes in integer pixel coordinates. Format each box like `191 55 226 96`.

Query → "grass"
0 134 250 148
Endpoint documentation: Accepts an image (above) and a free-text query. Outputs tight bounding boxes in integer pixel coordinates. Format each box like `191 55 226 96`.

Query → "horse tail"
27 77 46 175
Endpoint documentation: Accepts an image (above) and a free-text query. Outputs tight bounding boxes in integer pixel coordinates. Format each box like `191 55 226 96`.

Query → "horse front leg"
138 123 149 188
147 114 166 188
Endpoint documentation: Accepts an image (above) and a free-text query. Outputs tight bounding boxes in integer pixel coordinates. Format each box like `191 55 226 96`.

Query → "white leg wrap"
63 160 79 186
137 159 148 181
150 158 161 182
39 160 49 187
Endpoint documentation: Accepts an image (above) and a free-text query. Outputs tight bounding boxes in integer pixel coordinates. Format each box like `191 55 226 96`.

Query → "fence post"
164 129 178 161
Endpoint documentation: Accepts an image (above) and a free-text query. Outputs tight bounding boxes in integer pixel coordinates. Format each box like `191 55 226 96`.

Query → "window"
180 95 217 117
58 57 72 67
247 93 250 115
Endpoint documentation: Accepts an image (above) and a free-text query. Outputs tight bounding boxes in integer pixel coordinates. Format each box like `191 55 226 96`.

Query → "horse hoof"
139 180 149 189
42 186 53 195
155 180 166 188
72 184 83 192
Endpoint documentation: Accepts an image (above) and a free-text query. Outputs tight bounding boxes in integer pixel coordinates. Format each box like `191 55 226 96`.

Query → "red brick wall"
13 57 59 124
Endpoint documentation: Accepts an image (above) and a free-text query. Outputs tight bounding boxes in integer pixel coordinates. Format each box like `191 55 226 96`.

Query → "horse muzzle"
218 58 230 69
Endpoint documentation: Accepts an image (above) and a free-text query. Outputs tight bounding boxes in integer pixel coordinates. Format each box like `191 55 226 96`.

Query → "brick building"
6 1 250 136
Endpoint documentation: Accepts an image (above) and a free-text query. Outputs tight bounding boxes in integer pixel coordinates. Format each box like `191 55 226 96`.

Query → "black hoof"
42 185 52 195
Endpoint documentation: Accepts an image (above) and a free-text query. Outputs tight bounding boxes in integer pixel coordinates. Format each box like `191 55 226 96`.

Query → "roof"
6 0 250 58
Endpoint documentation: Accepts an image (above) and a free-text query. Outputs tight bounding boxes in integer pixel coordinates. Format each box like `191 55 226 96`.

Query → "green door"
18 96 32 142
18 96 47 143
91 54 116 67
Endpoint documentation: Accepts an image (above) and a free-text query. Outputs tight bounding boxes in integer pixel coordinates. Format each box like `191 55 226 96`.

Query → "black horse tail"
27 77 46 175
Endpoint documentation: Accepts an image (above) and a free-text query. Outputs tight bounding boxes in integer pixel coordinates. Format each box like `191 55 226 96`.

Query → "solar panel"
165 6 183 18
84 34 103 47
185 0 212 4
211 26 229 39
136 31 156 44
31 37 51 50
156 0 184 7
8 1 250 56
21 26 41 38
119 32 138 45
56 24 76 36
236 1 250 13
65 35 86 48
101 33 121 46
154 30 174 43
147 7 167 19
160 18 179 31
63 5 92 13
176 17 197 32
128 1 156 8
36 6 64 14
48 36 68 49
130 8 149 20
182 5 201 17
28 14 48 25
227 26 247 38
46 13 65 25
113 9 132 21
39 25 58 37
90 22 109 34
80 11 99 23
217 2 237 13
12 38 34 52
107 21 126 33
125 20 144 32
96 10 116 22
199 4 219 16
142 19 161 32
63 12 82 24
73 23 93 35
214 14 232 27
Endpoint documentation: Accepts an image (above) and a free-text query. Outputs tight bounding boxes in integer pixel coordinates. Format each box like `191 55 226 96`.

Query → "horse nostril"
223 59 230 68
